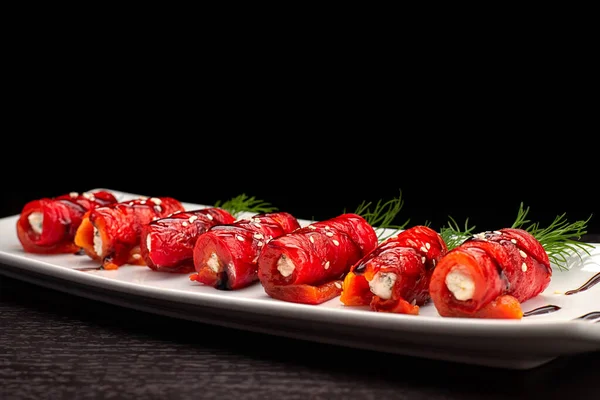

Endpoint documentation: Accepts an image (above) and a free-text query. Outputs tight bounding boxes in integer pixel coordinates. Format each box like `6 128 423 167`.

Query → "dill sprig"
353 190 410 241
439 216 476 251
511 202 594 271
214 194 278 218
432 203 594 271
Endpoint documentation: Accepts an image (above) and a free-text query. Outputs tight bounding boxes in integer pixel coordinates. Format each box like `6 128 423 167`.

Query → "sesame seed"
411 299 417 306
207 214 213 220
334 282 342 289
132 254 141 259
324 226 330 230
254 233 264 239
554 290 562 294
182 221 188 227
257 241 263 247
324 261 330 269
332 240 340 246
420 246 428 252
189 216 198 223
474 232 487 240
493 231 502 235
511 239 517 244
521 263 527 272
128 202 134 206
154 206 162 213
150 197 162 205
308 225 316 230
519 250 527 258
69 192 78 198
140 200 146 205
326 231 334 237
422 256 426 264
309 236 315 243
425 242 431 250
236 235 245 241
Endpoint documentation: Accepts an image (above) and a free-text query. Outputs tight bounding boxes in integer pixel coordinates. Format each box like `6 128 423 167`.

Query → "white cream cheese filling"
93 227 103 257
276 254 295 277
207 252 223 273
369 272 397 300
28 212 44 234
445 268 475 301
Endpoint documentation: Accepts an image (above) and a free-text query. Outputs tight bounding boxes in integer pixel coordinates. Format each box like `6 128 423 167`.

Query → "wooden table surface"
1 273 599 400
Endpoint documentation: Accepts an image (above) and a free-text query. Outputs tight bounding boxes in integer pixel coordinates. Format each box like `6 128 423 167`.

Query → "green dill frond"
511 203 594 271
214 194 278 217
440 216 476 251
353 190 410 241
511 202 533 229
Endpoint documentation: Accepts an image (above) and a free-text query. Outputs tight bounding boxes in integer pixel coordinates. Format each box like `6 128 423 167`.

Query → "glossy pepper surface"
340 225 447 314
140 208 236 273
16 190 118 254
74 196 185 270
191 212 300 290
257 213 378 305
428 228 552 319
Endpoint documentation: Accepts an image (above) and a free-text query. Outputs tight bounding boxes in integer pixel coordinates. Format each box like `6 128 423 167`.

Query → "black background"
2 66 598 236
2 135 598 237
2 114 598 236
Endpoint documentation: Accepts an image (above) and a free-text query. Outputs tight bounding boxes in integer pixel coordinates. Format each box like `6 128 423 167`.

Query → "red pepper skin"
16 190 118 254
191 212 300 290
74 197 185 270
259 281 343 306
257 213 378 305
340 225 448 315
429 228 552 319
140 208 235 273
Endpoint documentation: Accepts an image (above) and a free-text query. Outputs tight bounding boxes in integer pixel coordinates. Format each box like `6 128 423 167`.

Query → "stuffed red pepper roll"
340 225 448 315
429 228 552 319
140 194 277 274
257 213 379 305
140 208 236 273
190 212 300 290
16 190 118 254
74 196 185 270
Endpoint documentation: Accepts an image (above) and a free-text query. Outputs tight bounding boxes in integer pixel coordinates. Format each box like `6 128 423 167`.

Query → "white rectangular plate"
1 189 599 370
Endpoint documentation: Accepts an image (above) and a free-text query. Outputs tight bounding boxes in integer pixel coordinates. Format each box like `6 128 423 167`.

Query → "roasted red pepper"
140 208 236 273
190 212 300 290
74 196 185 270
257 213 379 305
428 228 552 319
16 190 118 254
340 225 448 315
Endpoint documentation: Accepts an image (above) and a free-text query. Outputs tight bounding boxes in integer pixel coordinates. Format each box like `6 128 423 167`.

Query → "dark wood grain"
1 273 599 400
